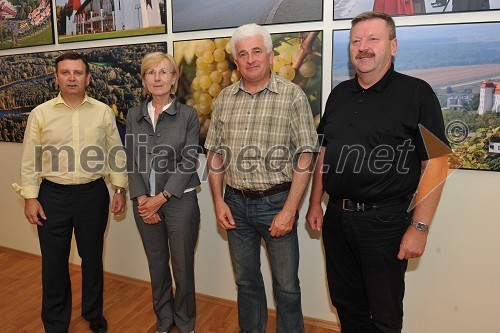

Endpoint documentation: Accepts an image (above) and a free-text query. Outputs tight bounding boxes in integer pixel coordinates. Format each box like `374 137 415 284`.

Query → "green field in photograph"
59 26 165 43
0 26 54 50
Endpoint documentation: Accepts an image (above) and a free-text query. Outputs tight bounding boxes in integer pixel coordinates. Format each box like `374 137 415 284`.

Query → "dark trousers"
134 190 200 333
37 178 109 333
322 199 411 333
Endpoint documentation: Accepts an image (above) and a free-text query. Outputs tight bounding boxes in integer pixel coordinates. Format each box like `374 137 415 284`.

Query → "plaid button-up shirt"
205 72 318 191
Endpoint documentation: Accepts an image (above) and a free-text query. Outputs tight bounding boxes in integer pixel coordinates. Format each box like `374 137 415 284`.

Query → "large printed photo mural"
0 0 54 50
334 0 500 19
174 31 323 147
56 0 166 43
0 42 166 143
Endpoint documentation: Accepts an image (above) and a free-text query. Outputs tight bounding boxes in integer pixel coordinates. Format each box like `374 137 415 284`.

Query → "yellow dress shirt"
14 93 127 199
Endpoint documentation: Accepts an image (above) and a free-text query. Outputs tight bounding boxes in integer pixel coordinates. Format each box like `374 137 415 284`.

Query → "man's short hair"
230 23 273 57
55 52 90 74
351 11 396 40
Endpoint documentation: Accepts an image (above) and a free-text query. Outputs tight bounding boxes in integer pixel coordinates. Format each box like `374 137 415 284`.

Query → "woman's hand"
137 193 168 220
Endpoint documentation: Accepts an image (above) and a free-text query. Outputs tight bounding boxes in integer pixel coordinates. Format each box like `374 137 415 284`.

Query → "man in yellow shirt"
14 52 127 333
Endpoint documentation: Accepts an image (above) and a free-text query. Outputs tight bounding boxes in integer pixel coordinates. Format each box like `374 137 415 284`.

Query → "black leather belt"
42 177 104 191
228 182 291 199
332 195 412 212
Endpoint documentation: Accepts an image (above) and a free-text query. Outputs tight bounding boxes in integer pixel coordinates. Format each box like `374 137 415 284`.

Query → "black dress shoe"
89 316 108 333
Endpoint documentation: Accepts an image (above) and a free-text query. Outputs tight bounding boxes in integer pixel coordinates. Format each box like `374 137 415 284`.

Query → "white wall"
1 1 499 332
3 141 500 332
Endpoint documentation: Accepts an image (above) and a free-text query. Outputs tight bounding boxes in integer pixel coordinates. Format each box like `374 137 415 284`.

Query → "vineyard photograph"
333 21 500 171
174 31 323 146
0 42 166 144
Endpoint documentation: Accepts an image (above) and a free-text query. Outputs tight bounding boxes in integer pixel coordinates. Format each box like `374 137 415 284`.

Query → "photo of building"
0 0 54 50
479 80 500 114
57 0 165 43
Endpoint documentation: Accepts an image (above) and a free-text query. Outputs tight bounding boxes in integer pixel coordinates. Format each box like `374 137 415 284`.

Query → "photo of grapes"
174 31 323 147
0 42 166 143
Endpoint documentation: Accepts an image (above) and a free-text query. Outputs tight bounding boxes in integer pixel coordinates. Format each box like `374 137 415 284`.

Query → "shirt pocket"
84 128 105 146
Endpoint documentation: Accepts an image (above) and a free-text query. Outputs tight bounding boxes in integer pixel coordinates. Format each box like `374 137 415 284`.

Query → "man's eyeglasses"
145 69 175 77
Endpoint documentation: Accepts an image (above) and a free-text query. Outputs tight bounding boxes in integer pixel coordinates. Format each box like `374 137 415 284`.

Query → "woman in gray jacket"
125 52 200 333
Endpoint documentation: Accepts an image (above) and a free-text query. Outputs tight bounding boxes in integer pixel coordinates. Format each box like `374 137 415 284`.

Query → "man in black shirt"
306 11 449 333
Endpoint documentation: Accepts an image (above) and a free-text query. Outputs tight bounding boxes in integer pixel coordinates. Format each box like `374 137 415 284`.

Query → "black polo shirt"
318 64 448 202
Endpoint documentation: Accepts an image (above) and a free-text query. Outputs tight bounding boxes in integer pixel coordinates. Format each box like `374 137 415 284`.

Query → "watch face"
413 221 428 231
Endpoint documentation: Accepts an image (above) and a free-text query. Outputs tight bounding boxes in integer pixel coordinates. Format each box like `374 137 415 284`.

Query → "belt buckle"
342 199 365 212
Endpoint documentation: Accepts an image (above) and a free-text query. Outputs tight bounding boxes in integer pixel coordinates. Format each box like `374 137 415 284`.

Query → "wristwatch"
410 220 429 232
162 190 169 201
115 188 126 195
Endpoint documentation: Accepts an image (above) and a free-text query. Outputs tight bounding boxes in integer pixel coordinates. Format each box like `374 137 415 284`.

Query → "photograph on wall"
56 0 166 44
173 31 323 147
172 0 323 32
0 42 166 143
332 22 500 171
0 0 54 50
334 0 499 20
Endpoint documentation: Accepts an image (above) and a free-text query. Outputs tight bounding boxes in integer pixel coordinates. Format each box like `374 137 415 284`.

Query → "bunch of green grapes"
272 50 318 82
185 38 240 138
183 32 322 138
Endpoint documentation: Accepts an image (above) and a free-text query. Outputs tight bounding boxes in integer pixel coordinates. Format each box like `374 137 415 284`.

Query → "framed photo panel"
56 0 166 44
0 0 55 50
334 0 500 20
332 22 500 171
173 31 323 147
172 0 323 32
0 42 167 143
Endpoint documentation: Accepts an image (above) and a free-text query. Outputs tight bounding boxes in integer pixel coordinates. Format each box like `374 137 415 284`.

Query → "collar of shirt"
351 63 395 93
54 92 92 109
232 71 280 96
139 94 177 122
147 99 173 119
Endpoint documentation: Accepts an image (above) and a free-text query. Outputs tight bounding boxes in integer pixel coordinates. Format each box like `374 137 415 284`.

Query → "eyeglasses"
145 68 175 77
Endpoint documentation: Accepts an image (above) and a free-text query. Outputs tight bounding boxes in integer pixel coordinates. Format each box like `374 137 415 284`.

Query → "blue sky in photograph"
333 22 500 78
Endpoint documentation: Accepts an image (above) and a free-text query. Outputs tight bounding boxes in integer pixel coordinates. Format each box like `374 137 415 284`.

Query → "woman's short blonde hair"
141 52 179 95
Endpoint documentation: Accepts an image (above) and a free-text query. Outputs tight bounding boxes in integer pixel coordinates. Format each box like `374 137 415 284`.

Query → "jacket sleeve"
125 107 149 200
164 106 200 198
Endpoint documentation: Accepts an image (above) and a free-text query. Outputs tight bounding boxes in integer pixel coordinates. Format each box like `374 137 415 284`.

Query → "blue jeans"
224 186 304 333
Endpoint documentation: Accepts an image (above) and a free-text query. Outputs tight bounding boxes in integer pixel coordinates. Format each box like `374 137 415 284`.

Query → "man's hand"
397 227 428 260
306 203 324 231
214 200 236 230
111 192 126 215
269 208 295 237
24 198 46 227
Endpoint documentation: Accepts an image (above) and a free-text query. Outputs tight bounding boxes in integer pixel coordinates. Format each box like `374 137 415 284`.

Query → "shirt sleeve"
104 106 128 189
416 84 450 161
290 88 319 154
18 109 42 198
204 93 223 153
